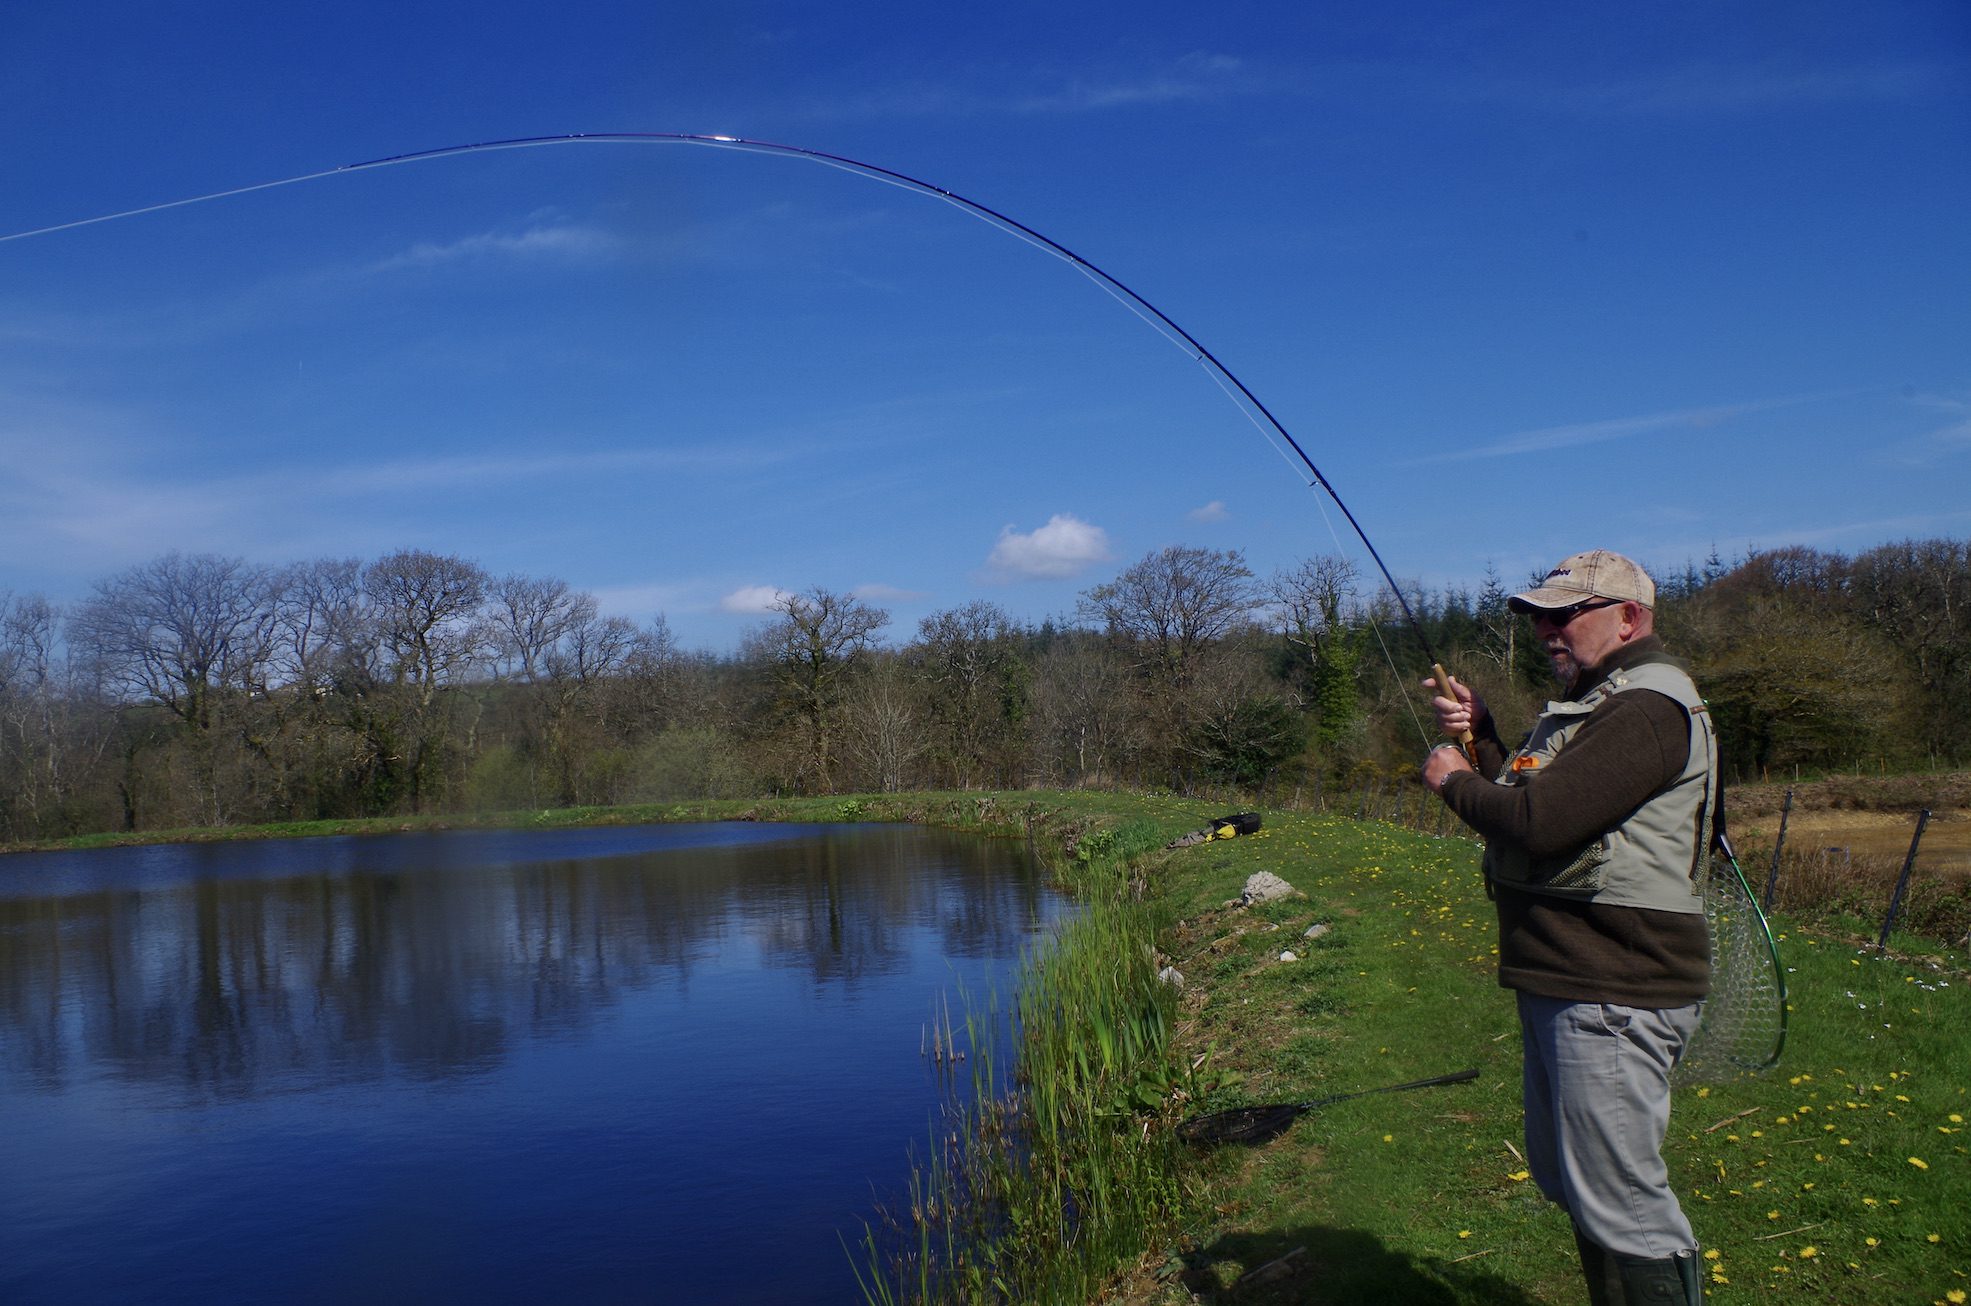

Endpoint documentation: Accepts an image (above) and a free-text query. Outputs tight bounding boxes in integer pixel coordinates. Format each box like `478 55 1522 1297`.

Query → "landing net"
1673 844 1787 1085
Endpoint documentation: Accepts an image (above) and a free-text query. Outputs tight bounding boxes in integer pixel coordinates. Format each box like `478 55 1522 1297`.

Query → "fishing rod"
4 132 1469 747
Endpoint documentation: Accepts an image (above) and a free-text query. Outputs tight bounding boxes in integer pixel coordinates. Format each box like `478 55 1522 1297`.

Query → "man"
1422 550 1713 1306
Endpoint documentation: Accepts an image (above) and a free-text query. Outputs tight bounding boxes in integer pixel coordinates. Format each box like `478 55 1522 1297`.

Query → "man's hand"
1422 743 1473 794
1423 672 1486 741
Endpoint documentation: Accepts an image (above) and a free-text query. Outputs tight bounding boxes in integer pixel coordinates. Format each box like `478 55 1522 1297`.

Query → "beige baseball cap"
1508 549 1656 612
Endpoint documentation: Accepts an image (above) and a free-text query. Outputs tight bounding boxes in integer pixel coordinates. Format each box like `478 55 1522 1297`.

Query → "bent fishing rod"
4 131 1472 750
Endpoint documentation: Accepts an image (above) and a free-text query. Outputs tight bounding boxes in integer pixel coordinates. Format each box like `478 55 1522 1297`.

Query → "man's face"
1530 599 1636 686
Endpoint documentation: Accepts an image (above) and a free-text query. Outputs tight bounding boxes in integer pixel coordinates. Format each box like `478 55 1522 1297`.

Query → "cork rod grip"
1431 662 1476 763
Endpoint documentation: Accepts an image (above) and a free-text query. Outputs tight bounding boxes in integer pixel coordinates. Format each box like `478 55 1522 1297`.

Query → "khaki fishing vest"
1483 659 1715 915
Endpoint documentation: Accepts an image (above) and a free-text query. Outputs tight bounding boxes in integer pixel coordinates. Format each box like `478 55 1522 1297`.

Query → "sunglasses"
1533 598 1623 626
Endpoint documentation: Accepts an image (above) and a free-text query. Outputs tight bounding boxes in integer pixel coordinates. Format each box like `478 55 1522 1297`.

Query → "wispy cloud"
588 581 701 622
1541 59 1956 116
1419 392 1858 464
0 400 802 585
1188 500 1229 523
981 514 1112 581
1013 52 1255 113
805 52 1263 122
368 217 623 273
1890 393 1971 465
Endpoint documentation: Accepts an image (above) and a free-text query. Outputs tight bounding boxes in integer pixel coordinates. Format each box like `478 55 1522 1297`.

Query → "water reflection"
0 823 1059 1304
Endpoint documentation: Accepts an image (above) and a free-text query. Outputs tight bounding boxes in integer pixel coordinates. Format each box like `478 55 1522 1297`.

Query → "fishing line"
4 131 1456 742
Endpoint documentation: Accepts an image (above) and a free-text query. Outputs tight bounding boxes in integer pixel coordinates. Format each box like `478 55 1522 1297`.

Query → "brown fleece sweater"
1441 636 1711 1007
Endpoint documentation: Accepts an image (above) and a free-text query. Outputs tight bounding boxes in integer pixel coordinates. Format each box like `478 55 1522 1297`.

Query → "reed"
856 816 1202 1304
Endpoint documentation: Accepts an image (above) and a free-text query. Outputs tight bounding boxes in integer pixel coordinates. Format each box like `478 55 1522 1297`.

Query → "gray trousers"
1517 991 1703 1259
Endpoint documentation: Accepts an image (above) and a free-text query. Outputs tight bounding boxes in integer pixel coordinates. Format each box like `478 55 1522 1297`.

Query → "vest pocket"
1490 839 1609 895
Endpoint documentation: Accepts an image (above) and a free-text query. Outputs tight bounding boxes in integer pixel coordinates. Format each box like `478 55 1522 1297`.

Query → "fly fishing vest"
1483 659 1715 915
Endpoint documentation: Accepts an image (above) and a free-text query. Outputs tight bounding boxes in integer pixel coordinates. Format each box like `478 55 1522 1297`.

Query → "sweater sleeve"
1439 689 1690 858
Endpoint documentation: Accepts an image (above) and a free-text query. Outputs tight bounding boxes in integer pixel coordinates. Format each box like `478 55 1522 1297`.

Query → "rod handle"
1431 663 1476 763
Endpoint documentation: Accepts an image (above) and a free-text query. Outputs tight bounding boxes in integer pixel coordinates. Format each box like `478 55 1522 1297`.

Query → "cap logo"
1546 567 1572 579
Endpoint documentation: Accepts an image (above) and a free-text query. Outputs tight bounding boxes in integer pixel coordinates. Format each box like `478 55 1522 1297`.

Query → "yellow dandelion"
1704 1249 1720 1261
1768 1210 1781 1220
1909 1156 1930 1170
1507 1169 1530 1182
1458 1230 1471 1239
1383 1134 1394 1143
1950 1292 1969 1306
1927 1233 1941 1243
1865 1237 1880 1248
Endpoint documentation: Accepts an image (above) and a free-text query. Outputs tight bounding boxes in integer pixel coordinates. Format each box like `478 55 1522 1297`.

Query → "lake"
0 822 1064 1304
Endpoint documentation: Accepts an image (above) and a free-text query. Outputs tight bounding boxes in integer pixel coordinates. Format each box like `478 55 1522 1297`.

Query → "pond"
0 822 1064 1304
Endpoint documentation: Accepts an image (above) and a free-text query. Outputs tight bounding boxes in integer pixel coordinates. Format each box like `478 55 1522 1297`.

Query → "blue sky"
3 1 1966 651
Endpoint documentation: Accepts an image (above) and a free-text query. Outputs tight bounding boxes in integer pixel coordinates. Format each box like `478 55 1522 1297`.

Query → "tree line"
2 538 1964 841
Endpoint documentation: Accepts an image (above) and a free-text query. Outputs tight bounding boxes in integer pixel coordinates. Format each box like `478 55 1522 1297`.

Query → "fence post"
1761 788 1793 911
1876 809 1932 952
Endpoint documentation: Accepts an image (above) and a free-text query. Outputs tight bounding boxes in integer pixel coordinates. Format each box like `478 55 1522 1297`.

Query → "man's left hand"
1422 744 1472 794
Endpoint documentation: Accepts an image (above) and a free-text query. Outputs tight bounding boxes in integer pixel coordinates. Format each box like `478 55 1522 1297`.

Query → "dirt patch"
1735 807 1971 873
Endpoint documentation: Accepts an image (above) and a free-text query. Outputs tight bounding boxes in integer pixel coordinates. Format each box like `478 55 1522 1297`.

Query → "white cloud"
721 584 792 614
1188 500 1229 523
982 514 1112 581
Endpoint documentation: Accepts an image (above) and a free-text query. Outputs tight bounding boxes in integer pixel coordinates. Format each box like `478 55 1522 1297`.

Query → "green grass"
1127 809 1969 1306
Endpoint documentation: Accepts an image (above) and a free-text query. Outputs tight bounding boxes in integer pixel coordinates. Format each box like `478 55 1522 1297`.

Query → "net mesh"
1673 851 1788 1085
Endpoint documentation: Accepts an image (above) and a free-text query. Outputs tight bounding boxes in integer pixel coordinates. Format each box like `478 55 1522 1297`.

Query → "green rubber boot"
1573 1225 1618 1306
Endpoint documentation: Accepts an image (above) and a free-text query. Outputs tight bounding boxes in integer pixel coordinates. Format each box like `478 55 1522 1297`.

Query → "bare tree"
1847 539 1971 761
1079 546 1256 686
358 550 492 811
1028 637 1140 787
1269 554 1363 768
490 574 591 683
913 600 1024 788
271 558 371 694
363 550 490 706
744 588 889 792
1 593 70 835
68 553 278 731
843 654 923 793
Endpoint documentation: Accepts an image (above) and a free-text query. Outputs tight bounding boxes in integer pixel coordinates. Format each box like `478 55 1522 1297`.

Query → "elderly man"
1423 550 1714 1306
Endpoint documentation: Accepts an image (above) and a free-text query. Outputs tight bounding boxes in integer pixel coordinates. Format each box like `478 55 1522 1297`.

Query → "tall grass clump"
856 816 1203 1304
